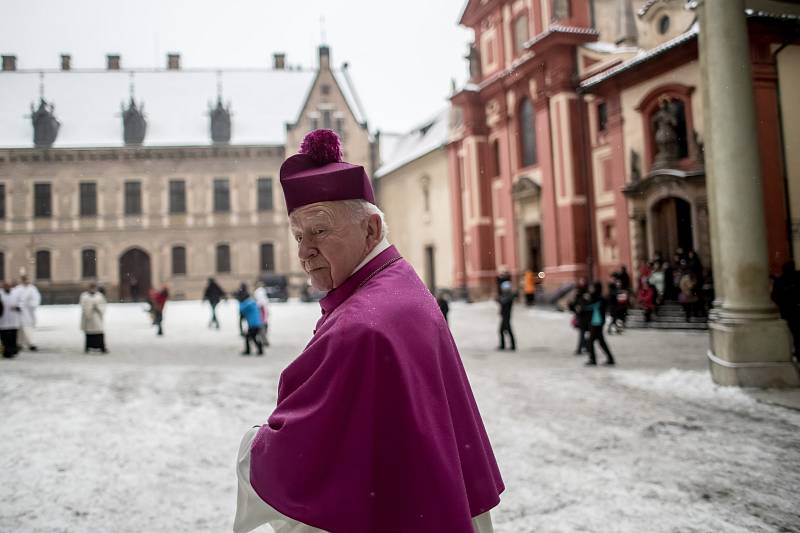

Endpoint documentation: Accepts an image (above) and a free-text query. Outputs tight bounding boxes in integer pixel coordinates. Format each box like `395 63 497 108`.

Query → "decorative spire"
209 71 232 144
31 72 60 148
121 73 147 146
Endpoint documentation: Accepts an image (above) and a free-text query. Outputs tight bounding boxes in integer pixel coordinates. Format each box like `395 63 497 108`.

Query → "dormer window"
658 15 670 35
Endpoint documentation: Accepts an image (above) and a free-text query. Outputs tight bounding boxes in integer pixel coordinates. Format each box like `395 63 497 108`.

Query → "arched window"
82 248 97 279
216 244 231 274
513 14 529 56
172 246 186 276
519 98 537 167
35 250 51 280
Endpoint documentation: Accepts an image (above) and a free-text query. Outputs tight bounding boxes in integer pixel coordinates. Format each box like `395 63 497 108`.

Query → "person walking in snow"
0 282 21 358
585 282 615 366
237 289 264 356
496 280 516 351
11 275 41 352
80 283 108 353
203 277 225 329
149 285 169 336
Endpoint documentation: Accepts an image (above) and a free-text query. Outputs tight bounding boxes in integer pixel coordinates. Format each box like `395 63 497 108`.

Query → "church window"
519 98 537 167
260 243 275 272
35 250 50 280
216 244 231 273
124 181 142 215
82 248 97 279
597 102 608 133
172 246 186 276
213 178 230 213
169 180 186 214
257 177 273 211
34 182 52 218
658 15 670 35
80 182 97 217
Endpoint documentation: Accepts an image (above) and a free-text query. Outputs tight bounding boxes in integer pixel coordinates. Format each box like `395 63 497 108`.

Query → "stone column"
699 0 799 387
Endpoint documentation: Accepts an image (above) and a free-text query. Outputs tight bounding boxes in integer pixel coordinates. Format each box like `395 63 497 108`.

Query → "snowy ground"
1 300 799 533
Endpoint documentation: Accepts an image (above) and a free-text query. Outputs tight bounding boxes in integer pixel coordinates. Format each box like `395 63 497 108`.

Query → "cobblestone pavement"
1 300 798 533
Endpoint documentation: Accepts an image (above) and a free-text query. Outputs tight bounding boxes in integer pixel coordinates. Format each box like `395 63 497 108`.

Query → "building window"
260 243 275 272
491 139 501 177
519 98 537 167
172 246 187 276
124 181 142 215
82 248 97 279
213 178 230 213
34 183 52 218
0 251 4 280
658 15 671 35
0 183 5 219
335 116 345 138
79 182 97 217
257 177 273 211
309 115 319 130
513 14 529 56
216 244 231 273
597 102 608 133
322 109 333 129
169 180 186 214
321 84 331 95
35 250 50 280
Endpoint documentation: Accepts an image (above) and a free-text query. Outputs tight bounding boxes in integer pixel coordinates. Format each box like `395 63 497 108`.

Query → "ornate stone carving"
121 98 146 146
630 149 642 182
31 98 60 148
467 44 482 82
651 98 680 168
209 97 232 144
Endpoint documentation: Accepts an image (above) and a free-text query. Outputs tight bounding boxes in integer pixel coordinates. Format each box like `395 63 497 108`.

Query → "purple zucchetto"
280 129 375 214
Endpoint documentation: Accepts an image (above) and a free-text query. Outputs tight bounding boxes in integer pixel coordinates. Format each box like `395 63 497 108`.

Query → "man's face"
290 202 377 291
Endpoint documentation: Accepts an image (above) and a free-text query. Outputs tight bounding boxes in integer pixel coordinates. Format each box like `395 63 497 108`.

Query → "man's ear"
365 213 382 246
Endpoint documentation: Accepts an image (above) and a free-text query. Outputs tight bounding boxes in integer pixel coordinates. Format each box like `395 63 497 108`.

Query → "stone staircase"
626 302 709 330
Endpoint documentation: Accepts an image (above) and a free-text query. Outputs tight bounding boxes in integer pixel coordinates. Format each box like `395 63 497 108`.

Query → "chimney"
107 54 121 70
273 53 286 70
167 53 181 70
61 54 71 71
2 55 17 71
318 45 330 70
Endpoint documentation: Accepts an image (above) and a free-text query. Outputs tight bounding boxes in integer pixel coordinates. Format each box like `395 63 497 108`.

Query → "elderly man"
234 130 503 533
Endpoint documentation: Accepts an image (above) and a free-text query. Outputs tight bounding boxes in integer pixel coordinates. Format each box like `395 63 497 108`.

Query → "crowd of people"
0 276 41 358
635 248 712 322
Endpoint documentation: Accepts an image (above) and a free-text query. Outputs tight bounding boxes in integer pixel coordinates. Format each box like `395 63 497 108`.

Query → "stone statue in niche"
209 97 232 144
551 0 570 21
651 98 679 168
121 98 147 146
466 44 482 82
31 98 60 148
630 149 642 182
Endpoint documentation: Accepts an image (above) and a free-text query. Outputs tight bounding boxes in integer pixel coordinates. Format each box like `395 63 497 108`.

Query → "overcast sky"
0 0 473 133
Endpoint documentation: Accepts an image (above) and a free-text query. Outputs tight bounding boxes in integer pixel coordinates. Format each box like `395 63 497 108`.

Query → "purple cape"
250 246 504 532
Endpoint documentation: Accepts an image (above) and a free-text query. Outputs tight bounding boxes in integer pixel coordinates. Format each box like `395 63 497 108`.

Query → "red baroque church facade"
448 0 800 297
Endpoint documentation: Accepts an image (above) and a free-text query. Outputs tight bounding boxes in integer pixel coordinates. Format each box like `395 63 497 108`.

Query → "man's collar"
350 238 391 276
320 243 400 316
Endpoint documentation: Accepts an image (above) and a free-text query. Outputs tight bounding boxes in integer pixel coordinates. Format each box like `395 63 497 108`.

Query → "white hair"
338 199 389 241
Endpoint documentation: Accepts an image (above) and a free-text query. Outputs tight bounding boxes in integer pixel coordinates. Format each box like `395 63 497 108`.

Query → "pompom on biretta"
299 129 343 166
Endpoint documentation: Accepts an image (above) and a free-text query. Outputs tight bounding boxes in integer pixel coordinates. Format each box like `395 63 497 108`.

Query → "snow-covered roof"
374 107 449 178
579 23 698 90
333 67 368 126
0 68 321 148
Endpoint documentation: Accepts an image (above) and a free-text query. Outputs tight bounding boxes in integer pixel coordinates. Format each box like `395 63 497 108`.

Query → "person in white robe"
11 275 41 351
79 283 107 353
0 282 22 358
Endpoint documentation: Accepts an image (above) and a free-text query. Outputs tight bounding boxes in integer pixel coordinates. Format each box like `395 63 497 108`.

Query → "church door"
651 197 693 258
118 248 151 302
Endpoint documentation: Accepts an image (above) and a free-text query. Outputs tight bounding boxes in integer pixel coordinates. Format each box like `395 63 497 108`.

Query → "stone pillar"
699 0 799 387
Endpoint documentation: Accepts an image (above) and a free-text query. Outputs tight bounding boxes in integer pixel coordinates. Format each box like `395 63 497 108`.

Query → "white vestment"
11 283 40 347
0 290 21 330
79 291 107 333
233 428 494 533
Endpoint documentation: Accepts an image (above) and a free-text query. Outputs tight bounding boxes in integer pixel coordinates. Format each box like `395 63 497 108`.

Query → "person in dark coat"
203 277 225 329
436 290 450 324
771 261 800 357
149 285 169 336
496 281 516 351
569 278 591 355
586 282 615 366
617 265 631 292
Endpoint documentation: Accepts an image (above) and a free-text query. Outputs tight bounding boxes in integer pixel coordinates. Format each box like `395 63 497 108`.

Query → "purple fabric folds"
250 246 504 533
